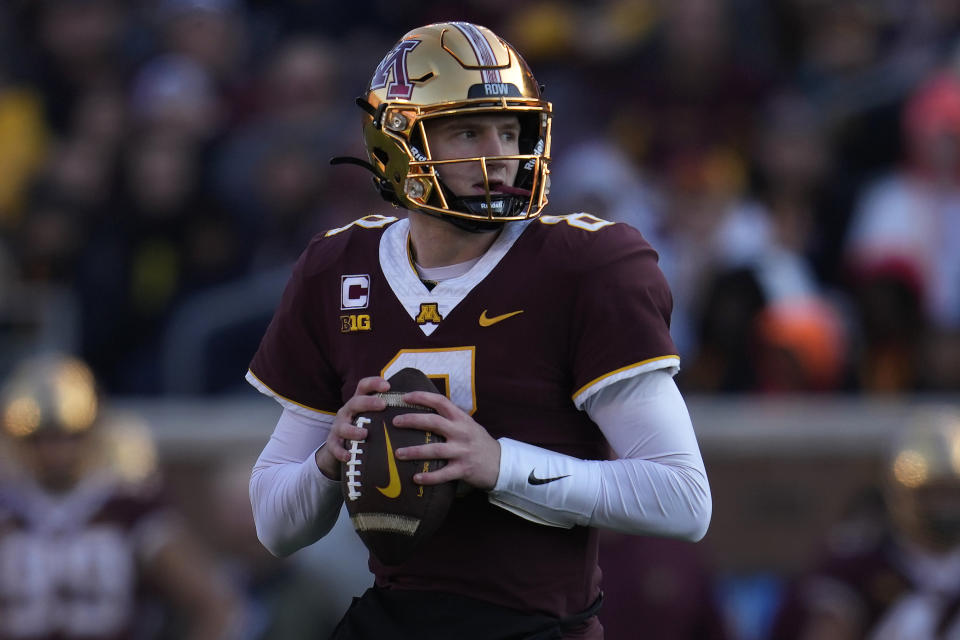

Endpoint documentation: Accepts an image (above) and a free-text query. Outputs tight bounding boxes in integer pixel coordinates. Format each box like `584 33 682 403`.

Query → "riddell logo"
341 275 370 310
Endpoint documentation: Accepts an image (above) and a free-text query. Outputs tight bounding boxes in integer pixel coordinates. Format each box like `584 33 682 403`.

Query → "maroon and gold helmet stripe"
451 21 502 83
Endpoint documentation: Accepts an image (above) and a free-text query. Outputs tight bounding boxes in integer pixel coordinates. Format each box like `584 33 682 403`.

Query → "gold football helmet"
886 407 960 551
341 22 552 229
1 354 99 439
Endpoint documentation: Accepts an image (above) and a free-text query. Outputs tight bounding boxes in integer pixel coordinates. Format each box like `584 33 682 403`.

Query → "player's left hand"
392 391 501 491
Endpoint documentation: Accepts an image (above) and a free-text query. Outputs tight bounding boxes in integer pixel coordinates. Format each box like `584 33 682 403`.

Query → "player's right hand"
314 376 389 479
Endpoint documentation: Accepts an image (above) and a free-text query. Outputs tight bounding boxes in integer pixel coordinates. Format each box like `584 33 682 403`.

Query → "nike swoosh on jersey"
527 469 571 485
479 309 524 327
377 422 402 498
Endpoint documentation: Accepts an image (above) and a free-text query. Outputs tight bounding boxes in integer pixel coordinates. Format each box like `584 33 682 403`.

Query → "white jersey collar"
379 217 529 336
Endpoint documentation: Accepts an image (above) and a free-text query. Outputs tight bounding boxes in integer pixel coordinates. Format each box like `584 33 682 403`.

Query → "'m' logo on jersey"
415 302 443 325
341 275 370 310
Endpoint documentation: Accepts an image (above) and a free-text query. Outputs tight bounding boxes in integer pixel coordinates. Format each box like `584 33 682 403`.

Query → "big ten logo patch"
341 275 370 310
341 314 371 333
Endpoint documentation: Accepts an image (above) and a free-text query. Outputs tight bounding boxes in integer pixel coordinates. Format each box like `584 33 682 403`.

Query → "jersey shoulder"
297 214 401 277
525 213 660 274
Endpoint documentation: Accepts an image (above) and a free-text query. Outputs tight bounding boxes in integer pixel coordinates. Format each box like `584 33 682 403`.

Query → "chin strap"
328 156 374 171
330 155 522 233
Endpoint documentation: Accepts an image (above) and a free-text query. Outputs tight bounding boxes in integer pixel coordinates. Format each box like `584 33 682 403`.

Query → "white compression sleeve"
487 370 711 540
249 408 343 557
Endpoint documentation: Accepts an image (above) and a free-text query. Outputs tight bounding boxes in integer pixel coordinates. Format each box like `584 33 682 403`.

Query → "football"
341 367 456 565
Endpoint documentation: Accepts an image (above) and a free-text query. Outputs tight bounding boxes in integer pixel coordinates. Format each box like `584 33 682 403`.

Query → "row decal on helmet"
371 39 421 100
451 22 501 84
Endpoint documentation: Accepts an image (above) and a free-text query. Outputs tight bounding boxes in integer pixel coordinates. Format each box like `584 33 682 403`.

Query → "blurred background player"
597 531 732 639
0 353 241 640
205 460 352 640
769 407 960 639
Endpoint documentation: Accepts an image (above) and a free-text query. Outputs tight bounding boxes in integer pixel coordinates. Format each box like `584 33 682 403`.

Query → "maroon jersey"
248 212 678 620
0 474 175 640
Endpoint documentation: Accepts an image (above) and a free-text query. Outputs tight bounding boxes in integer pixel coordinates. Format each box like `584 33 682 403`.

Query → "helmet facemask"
408 106 549 226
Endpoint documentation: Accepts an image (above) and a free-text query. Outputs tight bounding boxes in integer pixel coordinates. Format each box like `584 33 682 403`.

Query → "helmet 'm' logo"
371 40 421 100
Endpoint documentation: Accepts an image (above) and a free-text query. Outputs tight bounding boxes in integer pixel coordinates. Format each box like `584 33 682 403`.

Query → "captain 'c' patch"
341 274 370 310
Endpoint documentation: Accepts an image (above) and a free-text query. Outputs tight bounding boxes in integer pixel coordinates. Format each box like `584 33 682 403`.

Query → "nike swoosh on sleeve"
527 469 570 485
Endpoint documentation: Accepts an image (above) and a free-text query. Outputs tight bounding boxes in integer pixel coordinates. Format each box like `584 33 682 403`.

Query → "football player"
247 22 711 639
0 354 241 640
769 408 960 639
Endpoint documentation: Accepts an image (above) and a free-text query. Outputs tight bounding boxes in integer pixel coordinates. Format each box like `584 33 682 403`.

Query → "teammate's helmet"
1 354 99 439
360 22 552 226
886 408 960 551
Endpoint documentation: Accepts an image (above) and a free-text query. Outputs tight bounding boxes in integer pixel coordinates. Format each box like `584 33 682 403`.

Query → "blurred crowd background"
2 0 960 396
2 0 960 638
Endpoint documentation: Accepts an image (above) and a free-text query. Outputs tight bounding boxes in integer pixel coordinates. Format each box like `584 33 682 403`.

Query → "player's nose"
477 127 509 158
